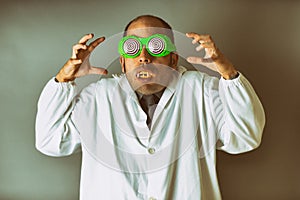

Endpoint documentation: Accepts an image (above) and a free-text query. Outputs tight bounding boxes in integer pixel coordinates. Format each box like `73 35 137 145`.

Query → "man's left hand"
186 32 238 80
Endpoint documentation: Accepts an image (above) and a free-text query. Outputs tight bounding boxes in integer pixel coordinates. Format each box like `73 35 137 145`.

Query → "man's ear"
171 53 179 69
119 56 126 73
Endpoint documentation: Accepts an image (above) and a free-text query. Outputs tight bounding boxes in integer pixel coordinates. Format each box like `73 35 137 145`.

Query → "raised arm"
35 34 107 156
186 32 265 153
209 74 265 153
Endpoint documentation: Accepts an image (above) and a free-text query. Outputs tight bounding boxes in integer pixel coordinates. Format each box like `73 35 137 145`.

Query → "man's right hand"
55 33 108 82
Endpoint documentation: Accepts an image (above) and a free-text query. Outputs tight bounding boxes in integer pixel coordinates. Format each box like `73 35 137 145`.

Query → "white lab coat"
35 67 265 200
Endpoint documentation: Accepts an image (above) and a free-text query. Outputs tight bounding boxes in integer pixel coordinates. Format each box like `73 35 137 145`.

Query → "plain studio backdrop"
0 0 299 199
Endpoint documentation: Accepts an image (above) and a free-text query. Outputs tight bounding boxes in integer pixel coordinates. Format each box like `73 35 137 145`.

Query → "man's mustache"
124 64 181 90
126 63 161 75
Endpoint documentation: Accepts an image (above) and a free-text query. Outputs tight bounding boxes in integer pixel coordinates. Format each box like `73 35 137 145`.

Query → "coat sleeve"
208 73 266 154
35 78 81 157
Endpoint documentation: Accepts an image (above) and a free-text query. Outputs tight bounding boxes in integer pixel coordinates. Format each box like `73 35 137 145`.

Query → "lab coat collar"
113 66 187 130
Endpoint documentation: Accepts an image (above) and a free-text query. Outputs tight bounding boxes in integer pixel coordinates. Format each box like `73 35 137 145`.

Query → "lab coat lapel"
151 72 181 130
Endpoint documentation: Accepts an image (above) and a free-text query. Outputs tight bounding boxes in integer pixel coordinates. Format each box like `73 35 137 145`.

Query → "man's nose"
139 47 151 63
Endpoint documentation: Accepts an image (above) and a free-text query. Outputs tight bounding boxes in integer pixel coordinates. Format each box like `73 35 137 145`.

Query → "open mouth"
136 71 152 79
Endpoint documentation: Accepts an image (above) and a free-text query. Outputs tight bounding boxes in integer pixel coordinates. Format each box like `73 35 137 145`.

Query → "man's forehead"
125 27 172 38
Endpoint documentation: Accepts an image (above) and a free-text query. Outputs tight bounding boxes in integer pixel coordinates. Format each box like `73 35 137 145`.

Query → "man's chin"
135 84 165 95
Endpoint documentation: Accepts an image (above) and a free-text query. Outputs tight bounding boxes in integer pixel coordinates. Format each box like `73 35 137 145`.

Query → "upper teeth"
137 71 150 78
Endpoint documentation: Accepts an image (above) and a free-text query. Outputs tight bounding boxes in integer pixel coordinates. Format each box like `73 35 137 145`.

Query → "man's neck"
135 89 165 100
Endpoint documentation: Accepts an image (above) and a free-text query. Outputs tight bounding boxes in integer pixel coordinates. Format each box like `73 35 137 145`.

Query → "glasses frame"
118 34 176 58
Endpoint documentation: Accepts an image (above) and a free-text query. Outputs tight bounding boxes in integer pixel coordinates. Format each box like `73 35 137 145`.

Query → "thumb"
187 56 218 72
186 56 204 64
89 66 108 75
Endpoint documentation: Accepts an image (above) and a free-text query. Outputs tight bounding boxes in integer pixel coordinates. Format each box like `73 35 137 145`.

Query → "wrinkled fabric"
35 67 265 200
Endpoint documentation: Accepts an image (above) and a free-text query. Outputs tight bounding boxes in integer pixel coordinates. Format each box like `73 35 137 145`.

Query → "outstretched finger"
88 66 108 75
186 56 218 72
78 33 94 45
88 37 105 52
72 44 87 59
186 32 211 44
187 56 216 64
197 42 217 53
186 56 203 64
196 44 204 52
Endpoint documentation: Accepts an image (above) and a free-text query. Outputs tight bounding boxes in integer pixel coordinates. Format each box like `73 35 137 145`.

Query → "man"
36 15 265 199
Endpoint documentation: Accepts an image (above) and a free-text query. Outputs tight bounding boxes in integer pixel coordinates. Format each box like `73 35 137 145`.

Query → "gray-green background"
1 0 299 199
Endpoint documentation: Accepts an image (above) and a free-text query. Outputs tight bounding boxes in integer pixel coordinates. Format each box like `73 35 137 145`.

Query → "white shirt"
35 67 265 200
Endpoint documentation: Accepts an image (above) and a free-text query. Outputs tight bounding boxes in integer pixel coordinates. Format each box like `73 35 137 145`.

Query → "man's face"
119 20 178 95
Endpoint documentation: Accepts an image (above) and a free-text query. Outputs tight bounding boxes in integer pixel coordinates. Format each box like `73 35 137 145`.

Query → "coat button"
148 147 155 154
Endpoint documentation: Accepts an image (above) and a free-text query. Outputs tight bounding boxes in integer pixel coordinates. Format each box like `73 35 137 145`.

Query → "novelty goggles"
118 34 176 58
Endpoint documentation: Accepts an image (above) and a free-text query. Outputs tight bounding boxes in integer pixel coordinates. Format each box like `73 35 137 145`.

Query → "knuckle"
72 44 78 49
67 59 75 65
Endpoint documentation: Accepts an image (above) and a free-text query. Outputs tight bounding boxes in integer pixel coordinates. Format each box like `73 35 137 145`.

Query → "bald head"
123 15 174 42
125 15 172 31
